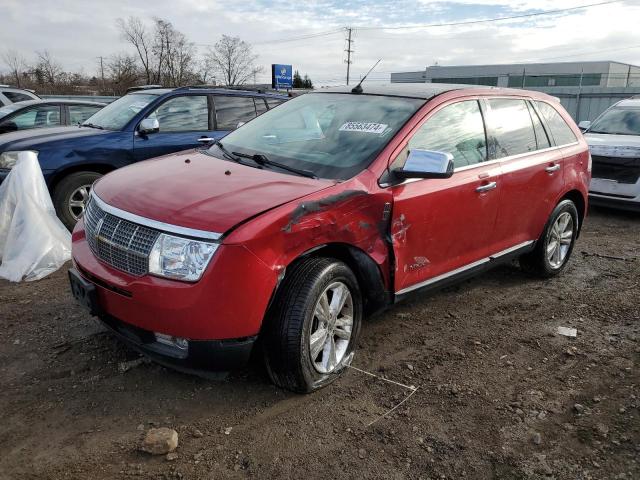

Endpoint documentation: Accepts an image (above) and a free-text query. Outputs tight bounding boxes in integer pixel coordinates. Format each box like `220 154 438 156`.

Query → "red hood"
93 150 334 234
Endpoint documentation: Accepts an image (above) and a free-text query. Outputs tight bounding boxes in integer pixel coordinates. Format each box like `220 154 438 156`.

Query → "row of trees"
1 16 314 95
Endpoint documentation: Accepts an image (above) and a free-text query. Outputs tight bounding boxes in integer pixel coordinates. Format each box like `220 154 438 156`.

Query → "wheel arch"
559 189 586 236
275 242 391 318
48 163 117 191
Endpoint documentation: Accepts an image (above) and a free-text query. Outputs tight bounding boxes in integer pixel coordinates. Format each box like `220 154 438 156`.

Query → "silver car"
0 85 40 106
580 98 640 212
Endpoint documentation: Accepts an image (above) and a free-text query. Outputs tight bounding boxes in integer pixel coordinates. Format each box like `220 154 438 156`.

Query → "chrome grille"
84 197 160 276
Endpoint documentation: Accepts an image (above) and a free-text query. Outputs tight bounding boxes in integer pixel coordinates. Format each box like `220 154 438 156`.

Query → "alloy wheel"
68 184 92 220
547 212 574 269
309 281 354 374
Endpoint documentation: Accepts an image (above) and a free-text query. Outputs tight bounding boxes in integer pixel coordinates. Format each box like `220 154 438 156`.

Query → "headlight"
0 150 38 169
148 233 218 281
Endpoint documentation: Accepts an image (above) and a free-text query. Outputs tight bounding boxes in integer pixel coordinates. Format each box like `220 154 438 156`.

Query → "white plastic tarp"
0 151 71 281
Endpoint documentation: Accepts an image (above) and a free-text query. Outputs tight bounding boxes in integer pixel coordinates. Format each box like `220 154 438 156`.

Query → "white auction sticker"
339 122 388 134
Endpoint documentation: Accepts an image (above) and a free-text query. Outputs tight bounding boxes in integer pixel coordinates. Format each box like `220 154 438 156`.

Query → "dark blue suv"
0 87 288 229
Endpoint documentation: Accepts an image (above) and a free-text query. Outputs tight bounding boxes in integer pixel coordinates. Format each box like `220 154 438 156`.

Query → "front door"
388 99 502 294
133 94 215 161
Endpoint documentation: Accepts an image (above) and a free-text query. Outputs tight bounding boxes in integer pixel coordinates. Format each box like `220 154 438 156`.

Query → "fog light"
155 333 189 350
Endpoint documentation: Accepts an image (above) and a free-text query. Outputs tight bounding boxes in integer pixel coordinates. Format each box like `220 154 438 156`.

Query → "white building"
391 61 640 88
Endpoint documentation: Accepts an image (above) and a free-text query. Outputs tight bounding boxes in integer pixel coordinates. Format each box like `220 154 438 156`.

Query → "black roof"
315 83 495 99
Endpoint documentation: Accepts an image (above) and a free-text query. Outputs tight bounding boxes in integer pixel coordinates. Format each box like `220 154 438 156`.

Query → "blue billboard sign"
271 64 293 89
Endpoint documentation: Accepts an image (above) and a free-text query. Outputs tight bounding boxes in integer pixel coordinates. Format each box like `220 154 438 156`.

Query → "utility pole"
98 56 105 92
345 27 354 85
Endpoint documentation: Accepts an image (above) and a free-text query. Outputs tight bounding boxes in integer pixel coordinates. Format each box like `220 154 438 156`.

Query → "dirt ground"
1 206 638 480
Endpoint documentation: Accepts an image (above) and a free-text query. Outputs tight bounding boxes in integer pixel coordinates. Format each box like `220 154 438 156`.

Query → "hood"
0 126 108 151
93 150 335 235
585 132 640 157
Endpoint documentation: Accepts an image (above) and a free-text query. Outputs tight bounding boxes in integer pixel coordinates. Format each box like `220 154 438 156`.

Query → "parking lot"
0 206 637 479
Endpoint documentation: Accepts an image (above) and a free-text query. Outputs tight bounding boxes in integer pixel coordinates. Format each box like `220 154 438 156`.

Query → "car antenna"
351 59 381 94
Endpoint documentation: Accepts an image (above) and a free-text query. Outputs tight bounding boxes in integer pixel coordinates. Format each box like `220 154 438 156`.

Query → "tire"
53 171 102 230
263 257 362 393
519 199 579 278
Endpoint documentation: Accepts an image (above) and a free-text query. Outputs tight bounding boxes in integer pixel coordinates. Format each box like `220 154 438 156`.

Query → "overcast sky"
2 0 640 86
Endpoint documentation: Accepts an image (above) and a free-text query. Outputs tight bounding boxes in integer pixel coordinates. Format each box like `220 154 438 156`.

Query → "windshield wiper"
207 140 243 163
231 151 317 179
81 122 104 130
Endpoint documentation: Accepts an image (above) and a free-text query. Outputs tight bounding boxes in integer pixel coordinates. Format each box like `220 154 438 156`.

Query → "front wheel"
263 257 362 393
520 199 579 277
53 171 102 230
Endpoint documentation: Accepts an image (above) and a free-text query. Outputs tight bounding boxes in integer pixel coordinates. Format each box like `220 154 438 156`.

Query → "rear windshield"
209 93 423 180
589 107 640 136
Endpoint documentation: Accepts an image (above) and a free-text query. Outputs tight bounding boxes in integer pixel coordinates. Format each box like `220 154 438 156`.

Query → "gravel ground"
0 206 638 480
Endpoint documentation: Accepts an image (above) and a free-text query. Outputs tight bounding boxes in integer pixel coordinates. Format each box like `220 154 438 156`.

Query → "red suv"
69 84 590 393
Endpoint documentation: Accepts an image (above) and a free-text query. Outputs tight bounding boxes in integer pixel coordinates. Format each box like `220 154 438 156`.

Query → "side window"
487 99 537 158
527 102 551 149
1 105 61 130
535 101 578 146
147 95 208 132
266 98 285 109
407 100 487 168
69 105 102 125
255 98 268 116
214 96 256 130
4 91 34 103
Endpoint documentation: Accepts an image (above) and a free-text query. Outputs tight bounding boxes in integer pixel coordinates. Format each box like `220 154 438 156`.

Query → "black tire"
520 199 579 278
53 171 102 230
263 257 362 393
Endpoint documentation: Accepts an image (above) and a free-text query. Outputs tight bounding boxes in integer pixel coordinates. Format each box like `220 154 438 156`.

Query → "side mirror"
578 120 591 131
236 121 245 129
393 149 454 179
139 118 160 134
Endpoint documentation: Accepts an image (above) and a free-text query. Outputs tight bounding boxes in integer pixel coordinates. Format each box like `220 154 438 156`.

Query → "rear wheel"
263 257 362 393
53 171 102 230
520 199 578 277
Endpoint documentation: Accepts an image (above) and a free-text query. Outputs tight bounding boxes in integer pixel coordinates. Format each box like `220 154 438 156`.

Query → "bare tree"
2 49 27 87
116 17 154 84
152 18 195 87
35 50 62 85
205 35 260 86
107 53 140 94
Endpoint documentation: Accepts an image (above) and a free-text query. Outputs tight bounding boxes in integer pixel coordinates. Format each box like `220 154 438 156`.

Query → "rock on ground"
141 428 179 455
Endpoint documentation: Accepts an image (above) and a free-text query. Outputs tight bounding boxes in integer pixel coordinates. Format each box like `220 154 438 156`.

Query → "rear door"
388 99 502 294
486 98 567 251
133 94 212 161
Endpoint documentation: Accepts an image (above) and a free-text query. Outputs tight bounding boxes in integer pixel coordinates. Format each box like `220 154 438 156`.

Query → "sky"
2 0 640 86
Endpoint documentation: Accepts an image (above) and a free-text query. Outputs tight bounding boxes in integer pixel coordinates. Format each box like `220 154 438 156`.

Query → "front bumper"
588 192 640 212
589 177 640 212
71 218 278 341
99 311 257 373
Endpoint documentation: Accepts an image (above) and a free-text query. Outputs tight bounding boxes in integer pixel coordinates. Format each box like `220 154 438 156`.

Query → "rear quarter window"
534 101 577 146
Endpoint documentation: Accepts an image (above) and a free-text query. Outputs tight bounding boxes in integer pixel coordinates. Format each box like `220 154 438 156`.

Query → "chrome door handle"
197 137 215 143
545 164 561 173
476 181 497 193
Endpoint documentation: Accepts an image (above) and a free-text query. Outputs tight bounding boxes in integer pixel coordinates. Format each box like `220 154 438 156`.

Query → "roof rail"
176 85 272 94
126 85 164 93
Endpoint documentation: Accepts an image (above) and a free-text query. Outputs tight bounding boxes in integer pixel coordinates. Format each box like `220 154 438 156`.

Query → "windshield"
0 103 25 118
589 107 640 136
82 94 156 130
210 93 424 180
